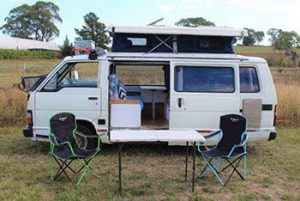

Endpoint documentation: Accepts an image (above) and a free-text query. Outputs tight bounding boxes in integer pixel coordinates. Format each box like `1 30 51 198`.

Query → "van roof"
107 25 247 37
64 53 266 63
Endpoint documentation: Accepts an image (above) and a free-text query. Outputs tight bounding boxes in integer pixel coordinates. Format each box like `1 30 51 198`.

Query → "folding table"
110 130 206 195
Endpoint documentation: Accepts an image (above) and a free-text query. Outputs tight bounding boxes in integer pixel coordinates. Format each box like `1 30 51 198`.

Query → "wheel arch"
76 119 97 135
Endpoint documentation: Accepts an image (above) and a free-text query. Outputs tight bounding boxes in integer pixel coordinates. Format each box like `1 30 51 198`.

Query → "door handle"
178 98 182 108
88 97 98 100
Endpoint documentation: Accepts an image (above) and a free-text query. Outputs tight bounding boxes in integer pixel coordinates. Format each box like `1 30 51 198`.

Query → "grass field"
0 127 299 201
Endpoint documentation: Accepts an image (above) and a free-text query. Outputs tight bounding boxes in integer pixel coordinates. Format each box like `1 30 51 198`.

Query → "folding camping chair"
49 113 101 185
197 114 248 186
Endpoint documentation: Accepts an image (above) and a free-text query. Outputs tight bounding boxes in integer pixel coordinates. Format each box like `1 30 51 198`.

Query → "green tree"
267 28 300 51
75 12 111 50
60 35 73 57
254 31 265 45
267 28 281 41
242 28 256 46
0 1 62 41
175 17 215 27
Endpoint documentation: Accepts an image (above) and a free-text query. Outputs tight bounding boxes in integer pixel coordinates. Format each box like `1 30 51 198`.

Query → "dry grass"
0 59 59 69
0 127 299 200
0 87 27 127
275 81 300 127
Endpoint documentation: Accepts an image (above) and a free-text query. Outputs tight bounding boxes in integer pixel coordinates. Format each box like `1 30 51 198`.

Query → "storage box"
110 100 141 128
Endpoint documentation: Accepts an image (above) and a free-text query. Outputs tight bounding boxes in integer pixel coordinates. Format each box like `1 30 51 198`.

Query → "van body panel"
169 60 240 130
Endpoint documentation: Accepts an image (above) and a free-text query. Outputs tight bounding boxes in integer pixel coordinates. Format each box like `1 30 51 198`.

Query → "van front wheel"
76 124 98 150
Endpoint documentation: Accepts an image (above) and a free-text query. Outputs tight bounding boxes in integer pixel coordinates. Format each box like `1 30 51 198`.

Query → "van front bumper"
23 125 33 137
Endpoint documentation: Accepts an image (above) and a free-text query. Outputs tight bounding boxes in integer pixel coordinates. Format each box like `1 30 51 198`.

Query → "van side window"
240 67 260 93
175 66 235 93
43 62 99 91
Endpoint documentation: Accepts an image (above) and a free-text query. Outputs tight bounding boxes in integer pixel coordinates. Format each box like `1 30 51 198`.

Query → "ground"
0 127 299 201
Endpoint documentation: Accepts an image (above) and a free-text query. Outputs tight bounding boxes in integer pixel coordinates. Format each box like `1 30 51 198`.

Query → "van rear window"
240 67 260 93
175 66 235 93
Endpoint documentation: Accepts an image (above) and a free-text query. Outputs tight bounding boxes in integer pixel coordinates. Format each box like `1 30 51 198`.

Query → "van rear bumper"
23 125 33 137
268 132 277 141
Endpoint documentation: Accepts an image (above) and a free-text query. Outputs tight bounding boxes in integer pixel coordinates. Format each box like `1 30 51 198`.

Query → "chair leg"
53 158 74 181
202 157 225 186
243 154 247 178
50 155 54 180
221 156 241 172
223 156 244 186
76 156 99 186
197 158 212 178
225 157 245 180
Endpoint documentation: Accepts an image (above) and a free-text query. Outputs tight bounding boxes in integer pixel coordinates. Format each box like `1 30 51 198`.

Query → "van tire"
77 124 98 150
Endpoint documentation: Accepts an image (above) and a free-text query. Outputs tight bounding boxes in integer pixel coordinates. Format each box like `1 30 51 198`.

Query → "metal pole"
152 90 156 120
185 141 189 181
192 142 196 192
118 143 123 195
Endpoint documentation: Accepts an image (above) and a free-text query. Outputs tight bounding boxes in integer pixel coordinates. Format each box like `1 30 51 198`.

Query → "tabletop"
110 130 206 142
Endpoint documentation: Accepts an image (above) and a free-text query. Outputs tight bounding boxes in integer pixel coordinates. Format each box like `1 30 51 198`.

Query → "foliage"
59 35 73 58
0 49 59 60
175 17 215 27
267 28 300 52
254 31 265 45
75 12 111 50
0 1 62 41
242 28 256 46
242 28 265 46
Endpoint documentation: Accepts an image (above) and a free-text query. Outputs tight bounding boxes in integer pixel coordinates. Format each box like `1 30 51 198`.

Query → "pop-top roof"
107 25 247 37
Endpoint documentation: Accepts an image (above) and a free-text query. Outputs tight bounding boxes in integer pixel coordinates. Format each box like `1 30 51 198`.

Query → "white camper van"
22 25 277 146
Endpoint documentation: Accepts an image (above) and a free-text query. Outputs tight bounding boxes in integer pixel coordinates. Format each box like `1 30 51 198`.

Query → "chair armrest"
197 130 222 154
237 133 248 147
49 134 60 145
74 131 103 150
226 133 248 157
49 135 76 156
203 130 222 139
74 131 102 139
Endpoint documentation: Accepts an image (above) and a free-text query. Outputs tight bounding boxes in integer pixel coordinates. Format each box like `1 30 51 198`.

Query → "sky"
0 0 299 45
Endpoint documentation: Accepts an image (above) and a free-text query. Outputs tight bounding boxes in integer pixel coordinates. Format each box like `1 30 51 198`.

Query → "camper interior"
109 62 170 130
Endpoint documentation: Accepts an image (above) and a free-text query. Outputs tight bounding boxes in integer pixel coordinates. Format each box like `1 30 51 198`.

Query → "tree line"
1 1 299 56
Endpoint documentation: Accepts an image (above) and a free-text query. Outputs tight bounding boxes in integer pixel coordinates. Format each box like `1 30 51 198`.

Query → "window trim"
174 66 236 93
239 66 260 93
42 61 99 92
127 37 147 46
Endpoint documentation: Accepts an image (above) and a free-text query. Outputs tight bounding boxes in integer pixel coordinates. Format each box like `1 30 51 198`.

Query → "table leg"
185 141 189 181
118 143 123 195
151 90 156 120
192 142 196 192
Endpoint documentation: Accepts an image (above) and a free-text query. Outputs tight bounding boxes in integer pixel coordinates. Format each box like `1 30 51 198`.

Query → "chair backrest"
216 114 247 153
50 113 76 144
